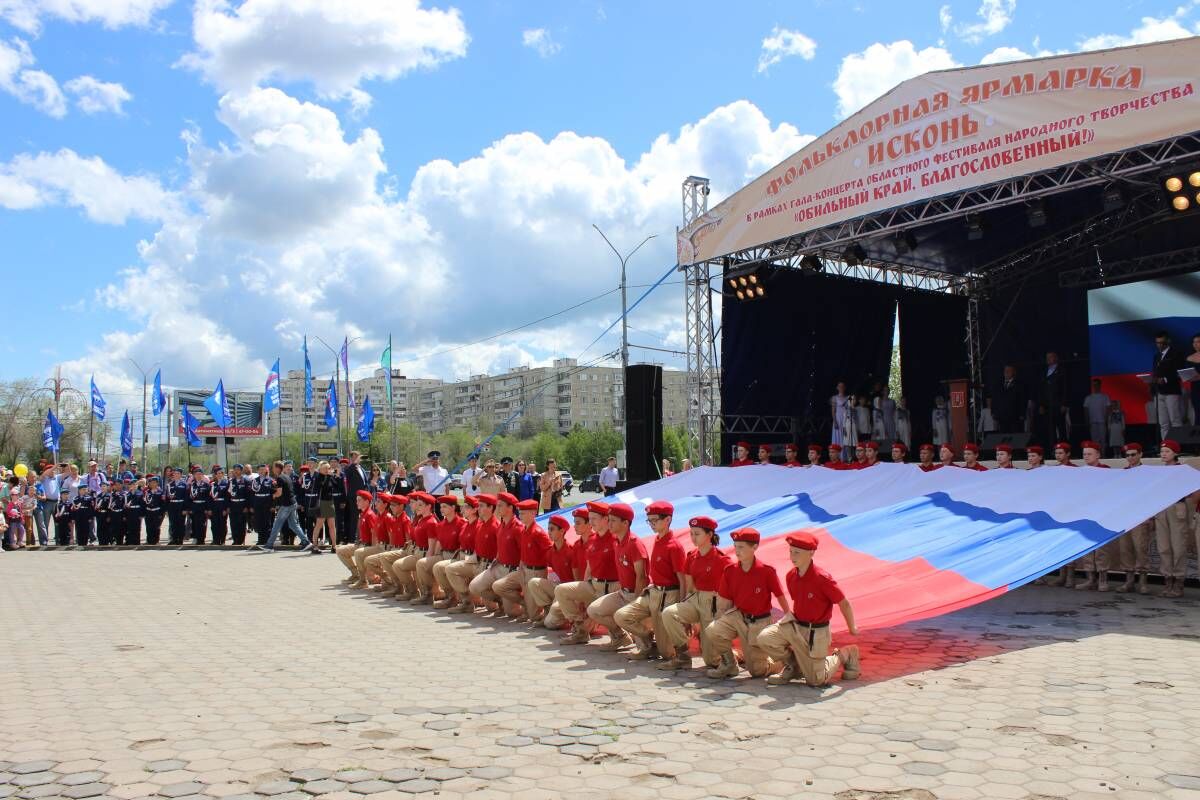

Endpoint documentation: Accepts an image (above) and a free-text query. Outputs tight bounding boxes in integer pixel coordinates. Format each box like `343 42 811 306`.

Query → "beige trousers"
587 589 635 632
555 579 615 624
705 610 774 677
1073 543 1109 574
416 552 446 591
526 576 567 628
1112 520 1153 573
660 590 720 666
354 544 384 580
336 543 363 577
494 567 543 615
1155 501 1192 578
758 620 840 686
469 562 509 602
614 587 679 646
392 550 424 594
446 557 480 596
365 548 407 585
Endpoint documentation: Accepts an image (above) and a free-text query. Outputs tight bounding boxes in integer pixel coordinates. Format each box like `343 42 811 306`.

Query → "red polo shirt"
963 463 988 471
459 520 478 553
385 512 409 547
730 458 754 467
718 559 783 617
822 461 845 469
357 508 379 545
585 532 619 581
474 517 500 560
686 546 731 592
572 536 589 576
786 562 845 624
648 533 686 587
919 463 940 472
520 522 551 567
496 515 522 566
411 514 438 549
437 516 465 551
615 532 648 592
548 540 577 582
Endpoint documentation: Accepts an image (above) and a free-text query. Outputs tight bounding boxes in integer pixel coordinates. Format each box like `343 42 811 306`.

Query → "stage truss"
681 177 720 464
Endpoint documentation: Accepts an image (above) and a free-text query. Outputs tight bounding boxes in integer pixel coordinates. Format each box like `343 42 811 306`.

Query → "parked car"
580 473 601 493
449 473 463 490
559 471 574 496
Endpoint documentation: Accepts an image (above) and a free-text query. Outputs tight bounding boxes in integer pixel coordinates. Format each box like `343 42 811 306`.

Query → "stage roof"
678 37 1200 278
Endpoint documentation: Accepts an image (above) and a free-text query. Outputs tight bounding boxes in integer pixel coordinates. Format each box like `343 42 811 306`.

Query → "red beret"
737 441 751 450
377 493 393 503
1081 440 1101 451
996 444 1012 453
864 441 879 451
355 490 373 502
1055 442 1071 452
807 444 822 453
963 443 979 454
437 495 460 506
758 444 771 453
730 528 761 544
497 492 518 507
476 494 498 507
516 499 539 511
785 531 818 551
388 494 409 506
548 515 570 532
689 515 718 531
609 503 635 522
785 444 798 452
411 491 436 505
829 444 842 452
300 465 310 472
892 442 908 452
586 501 610 516
1162 439 1182 453
572 506 590 520
646 500 674 517
463 495 479 508
339 458 350 465
1027 445 1044 455
919 443 935 452
1124 443 1143 453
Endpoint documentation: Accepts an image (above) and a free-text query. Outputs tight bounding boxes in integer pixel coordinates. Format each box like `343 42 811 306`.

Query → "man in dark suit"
1152 331 1186 439
344 450 368 542
992 364 1027 434
1038 351 1068 446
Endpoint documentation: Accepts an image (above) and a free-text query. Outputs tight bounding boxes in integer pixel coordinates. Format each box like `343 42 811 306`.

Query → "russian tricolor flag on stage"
1088 273 1200 424
552 464 1200 635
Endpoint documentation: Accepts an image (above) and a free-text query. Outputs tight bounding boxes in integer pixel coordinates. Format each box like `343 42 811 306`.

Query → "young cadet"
166 467 190 545
123 478 144 546
917 444 938 471
426 496 466 608
461 494 503 612
494 499 549 620
730 442 753 467
209 467 230 545
891 442 908 464
759 531 861 686
486 494 524 616
659 516 731 671
806 444 823 466
756 445 773 465
823 444 845 469
782 444 803 467
143 476 165 545
1053 442 1076 467
1154 440 1198 598
961 443 988 471
52 488 73 546
188 467 210 544
227 464 250 546
71 485 95 547
994 444 1015 468
860 441 881 468
705 528 790 679
1113 443 1152 594
526 514 578 628
587 503 646 651
109 479 129 545
556 503 618 644
334 490 375 583
353 494 388 587
937 444 957 469
614 500 684 660
1026 445 1045 468
1074 441 1113 592
392 492 438 600
366 494 411 594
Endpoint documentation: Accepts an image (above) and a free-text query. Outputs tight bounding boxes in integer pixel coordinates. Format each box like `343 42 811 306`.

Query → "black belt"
646 584 679 593
743 612 771 622
524 564 547 570
791 619 830 628
460 549 474 556
500 562 519 570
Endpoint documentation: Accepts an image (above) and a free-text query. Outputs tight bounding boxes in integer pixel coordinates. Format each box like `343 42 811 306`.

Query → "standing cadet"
209 467 230 545
1114 444 1152 594
961 444 987 471
299 465 318 542
705 528 790 679
421 495 464 605
759 531 861 686
227 464 250 546
53 490 73 546
392 492 438 600
71 485 95 547
485 494 524 616
433 496 473 608
123 478 144 546
1026 445 1045 468
144 476 165 545
250 464 275 548
456 494 501 612
107 480 127 546
1073 441 1113 591
1154 440 1196 598
164 468 187 545
658 516 730 671
614 501 684 660
525 514 579 629
994 444 1015 468
917 444 938 471
586 503 646 652
557 502 619 644
188 467 210 545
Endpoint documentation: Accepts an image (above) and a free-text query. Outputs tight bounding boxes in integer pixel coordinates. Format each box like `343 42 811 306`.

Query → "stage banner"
679 37 1200 265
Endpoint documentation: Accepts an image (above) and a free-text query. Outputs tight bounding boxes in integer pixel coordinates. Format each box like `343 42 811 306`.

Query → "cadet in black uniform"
71 487 95 547
166 468 189 545
144 476 165 545
53 493 73 546
94 483 114 546
124 479 145 546
209 466 229 545
300 465 318 541
251 464 275 547
330 462 348 544
188 467 211 545
108 480 128 546
227 464 250 546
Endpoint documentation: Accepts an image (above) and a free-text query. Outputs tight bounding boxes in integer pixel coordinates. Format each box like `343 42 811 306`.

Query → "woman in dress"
1187 333 1200 424
830 382 851 456
931 396 951 446
855 395 872 444
895 397 912 449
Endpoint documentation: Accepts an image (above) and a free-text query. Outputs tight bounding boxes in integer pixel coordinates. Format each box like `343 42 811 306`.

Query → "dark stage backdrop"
898 292 968 446
721 271 897 457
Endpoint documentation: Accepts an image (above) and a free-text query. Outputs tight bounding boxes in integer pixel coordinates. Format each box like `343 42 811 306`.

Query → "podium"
942 378 970 453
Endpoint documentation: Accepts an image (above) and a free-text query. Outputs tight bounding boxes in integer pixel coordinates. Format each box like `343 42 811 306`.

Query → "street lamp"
313 335 362 456
592 224 656 462
126 358 159 471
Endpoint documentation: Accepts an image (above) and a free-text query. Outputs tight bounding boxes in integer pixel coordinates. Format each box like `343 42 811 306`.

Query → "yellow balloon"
13 463 28 478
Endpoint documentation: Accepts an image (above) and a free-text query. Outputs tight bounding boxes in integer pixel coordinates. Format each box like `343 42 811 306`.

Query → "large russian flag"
1088 273 1200 423
551 464 1200 635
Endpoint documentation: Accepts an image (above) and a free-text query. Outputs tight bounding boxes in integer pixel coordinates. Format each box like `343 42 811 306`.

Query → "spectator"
516 460 537 502
1186 332 1200 424
369 464 385 493
1151 331 1186 439
599 456 619 497
931 396 951 447
1082 379 1111 454
85 460 107 494
35 464 61 546
472 459 505 494
387 462 412 496
1107 400 1126 457
661 458 674 477
681 459 693 472
830 382 852 458
311 461 338 553
461 454 482 498
992 364 1026 434
3 480 24 550
538 458 563 512
1038 351 1068 446
60 464 80 504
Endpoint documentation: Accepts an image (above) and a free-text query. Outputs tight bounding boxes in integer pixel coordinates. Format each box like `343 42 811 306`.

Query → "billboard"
174 389 264 437
678 37 1200 265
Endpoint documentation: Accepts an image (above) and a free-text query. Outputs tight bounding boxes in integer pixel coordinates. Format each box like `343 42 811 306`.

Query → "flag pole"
184 403 192 472
388 333 396 462
334 359 343 456
276 356 284 461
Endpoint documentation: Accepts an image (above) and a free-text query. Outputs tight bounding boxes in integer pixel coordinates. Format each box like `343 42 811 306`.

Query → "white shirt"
599 465 619 488
461 466 482 496
418 464 449 495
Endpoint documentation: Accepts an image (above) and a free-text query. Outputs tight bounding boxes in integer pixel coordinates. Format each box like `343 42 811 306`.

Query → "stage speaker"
624 364 663 486
981 432 1031 452
1166 425 1200 453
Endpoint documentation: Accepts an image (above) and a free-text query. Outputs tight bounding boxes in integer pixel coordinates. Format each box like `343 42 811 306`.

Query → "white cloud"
65 75 132 113
0 0 173 35
0 148 179 223
939 4 953 32
1078 9 1197 51
832 40 959 119
950 0 1016 43
0 37 66 117
521 28 560 58
181 0 469 107
756 26 817 74
979 45 1031 64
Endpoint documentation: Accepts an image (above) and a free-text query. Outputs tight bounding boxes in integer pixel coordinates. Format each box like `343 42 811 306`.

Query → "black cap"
500 456 514 465
428 450 441 459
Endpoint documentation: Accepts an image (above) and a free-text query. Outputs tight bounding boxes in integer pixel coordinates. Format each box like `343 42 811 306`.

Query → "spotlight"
1101 184 1124 212
1166 176 1183 192
748 274 758 285
965 213 985 241
738 276 748 287
724 264 771 302
1025 199 1047 228
842 243 867 266
736 289 746 300
727 278 737 289
894 231 918 254
799 254 824 273
1162 166 1200 213
1190 171 1200 188
1174 196 1191 211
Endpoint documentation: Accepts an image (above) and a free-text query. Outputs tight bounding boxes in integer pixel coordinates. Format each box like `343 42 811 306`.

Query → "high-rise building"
274 369 443 437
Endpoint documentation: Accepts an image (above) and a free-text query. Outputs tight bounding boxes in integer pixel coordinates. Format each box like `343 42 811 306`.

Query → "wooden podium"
942 378 970 453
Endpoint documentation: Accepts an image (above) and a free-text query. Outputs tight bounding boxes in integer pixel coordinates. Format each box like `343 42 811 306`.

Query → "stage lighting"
843 243 867 266
1174 196 1191 211
1165 176 1184 192
965 213 985 241
1190 171 1200 187
725 264 771 302
1025 199 1047 228
799 254 824 273
894 231 918 254
1101 184 1124 212
1162 166 1200 213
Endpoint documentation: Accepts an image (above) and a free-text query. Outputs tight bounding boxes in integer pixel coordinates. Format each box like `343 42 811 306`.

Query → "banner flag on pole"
203 379 233 428
89 375 106 421
151 369 167 416
357 394 375 442
43 408 64 452
340 336 354 417
181 404 202 447
324 378 338 428
303 336 314 408
380 336 392 403
120 411 133 458
264 359 281 412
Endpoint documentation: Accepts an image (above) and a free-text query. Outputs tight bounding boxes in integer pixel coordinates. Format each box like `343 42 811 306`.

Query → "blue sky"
1 0 1198 411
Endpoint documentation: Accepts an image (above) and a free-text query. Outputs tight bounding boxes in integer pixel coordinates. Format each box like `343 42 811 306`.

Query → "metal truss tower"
681 176 719 464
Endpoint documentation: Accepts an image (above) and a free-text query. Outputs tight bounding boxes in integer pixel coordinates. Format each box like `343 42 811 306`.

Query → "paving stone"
652 716 685 726
559 744 598 758
146 761 186 774
496 736 533 747
378 770 421 783
333 771 377 784
11 775 55 789
469 767 511 780
393 779 439 793
1164 774 1200 790
392 707 427 716
518 727 554 739
333 714 369 724
558 726 593 737
537 735 574 747
429 706 464 716
916 739 957 751
61 783 111 799
299 779 345 794
578 734 614 746
0 787 14 799
637 724 671 735
255 781 298 795
58 772 104 787
157 782 207 797
10 764 56 776
905 762 948 776
422 720 457 731
288 769 332 783
348 780 393 794
423 768 464 782
17 782 64 798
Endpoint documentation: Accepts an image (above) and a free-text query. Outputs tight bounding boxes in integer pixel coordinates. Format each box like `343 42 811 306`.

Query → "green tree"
661 425 689 474
562 424 622 480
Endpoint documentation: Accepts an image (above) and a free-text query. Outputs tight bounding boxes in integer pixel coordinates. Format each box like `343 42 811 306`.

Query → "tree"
562 424 622 479
661 425 689 472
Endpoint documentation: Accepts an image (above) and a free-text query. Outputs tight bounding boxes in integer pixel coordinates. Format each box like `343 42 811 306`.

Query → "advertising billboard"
174 389 264 437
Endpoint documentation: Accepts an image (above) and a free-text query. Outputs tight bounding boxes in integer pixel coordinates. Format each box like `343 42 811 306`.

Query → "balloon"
13 463 28 478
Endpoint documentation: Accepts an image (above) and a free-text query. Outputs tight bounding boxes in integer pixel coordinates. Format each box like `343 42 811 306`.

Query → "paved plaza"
2 551 1200 800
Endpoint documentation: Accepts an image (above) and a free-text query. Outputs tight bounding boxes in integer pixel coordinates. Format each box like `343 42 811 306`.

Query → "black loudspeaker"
981 432 1031 452
624 365 663 486
1166 425 1200 453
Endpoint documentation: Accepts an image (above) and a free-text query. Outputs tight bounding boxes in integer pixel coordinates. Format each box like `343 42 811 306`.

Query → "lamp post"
313 335 361 456
126 358 158 472
592 224 656 461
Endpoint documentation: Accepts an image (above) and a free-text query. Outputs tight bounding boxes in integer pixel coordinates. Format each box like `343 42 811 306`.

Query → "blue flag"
340 336 354 415
204 379 232 429
43 408 64 452
357 393 375 442
151 369 167 416
264 359 281 412
181 404 202 447
324 378 338 428
120 411 133 459
303 335 313 408
89 375 106 421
